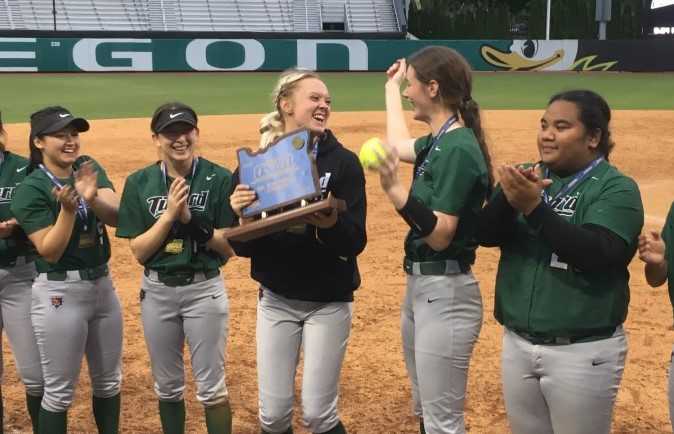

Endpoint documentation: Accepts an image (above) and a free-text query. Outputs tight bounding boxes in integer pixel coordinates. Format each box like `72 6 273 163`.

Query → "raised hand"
52 185 79 214
386 58 407 87
498 165 552 215
230 184 257 218
165 177 190 222
74 160 99 203
638 230 666 265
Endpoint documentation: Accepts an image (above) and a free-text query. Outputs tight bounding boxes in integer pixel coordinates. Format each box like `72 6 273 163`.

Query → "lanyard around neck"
39 163 89 229
543 157 604 205
415 115 458 178
161 157 198 192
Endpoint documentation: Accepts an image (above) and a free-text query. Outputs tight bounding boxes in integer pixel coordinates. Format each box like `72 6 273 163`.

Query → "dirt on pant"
2 109 674 433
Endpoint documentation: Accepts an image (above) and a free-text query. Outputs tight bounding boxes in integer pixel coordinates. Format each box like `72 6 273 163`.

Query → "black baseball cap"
151 102 198 134
30 106 89 136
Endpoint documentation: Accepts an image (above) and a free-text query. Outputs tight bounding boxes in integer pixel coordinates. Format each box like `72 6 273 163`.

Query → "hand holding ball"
359 137 386 170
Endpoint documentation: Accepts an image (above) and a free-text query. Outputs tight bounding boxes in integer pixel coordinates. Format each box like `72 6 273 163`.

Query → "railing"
343 2 350 31
391 0 401 32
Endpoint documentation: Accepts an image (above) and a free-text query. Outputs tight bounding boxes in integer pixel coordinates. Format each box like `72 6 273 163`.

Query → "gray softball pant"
402 272 483 434
0 258 42 397
256 287 352 434
32 272 123 413
502 327 627 434
140 272 229 407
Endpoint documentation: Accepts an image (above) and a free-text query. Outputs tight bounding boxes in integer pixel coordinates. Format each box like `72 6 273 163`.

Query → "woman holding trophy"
229 69 367 434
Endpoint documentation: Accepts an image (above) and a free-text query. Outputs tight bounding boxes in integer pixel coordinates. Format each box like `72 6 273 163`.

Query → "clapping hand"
639 230 666 265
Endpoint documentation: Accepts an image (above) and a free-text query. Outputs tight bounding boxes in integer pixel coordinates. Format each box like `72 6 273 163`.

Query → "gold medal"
78 232 95 248
164 239 184 254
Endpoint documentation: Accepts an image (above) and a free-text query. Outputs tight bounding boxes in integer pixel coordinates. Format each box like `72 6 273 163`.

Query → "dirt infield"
2 109 674 433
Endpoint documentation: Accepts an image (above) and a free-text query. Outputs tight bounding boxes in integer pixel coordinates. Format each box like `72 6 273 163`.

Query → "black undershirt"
477 191 632 271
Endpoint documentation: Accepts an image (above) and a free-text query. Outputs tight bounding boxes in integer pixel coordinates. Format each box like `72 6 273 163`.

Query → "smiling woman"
228 69 367 434
10 106 123 434
115 102 236 434
477 90 645 434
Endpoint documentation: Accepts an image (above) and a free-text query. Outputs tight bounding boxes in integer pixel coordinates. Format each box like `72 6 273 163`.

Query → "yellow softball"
358 137 386 170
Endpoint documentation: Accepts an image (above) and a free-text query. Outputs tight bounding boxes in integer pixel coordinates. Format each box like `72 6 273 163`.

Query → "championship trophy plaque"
226 128 346 242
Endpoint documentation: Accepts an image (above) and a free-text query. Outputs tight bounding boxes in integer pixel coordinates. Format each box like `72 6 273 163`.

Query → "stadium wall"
1 37 673 72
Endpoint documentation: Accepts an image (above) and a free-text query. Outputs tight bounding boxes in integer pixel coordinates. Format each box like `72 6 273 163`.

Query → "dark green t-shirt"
10 157 114 273
116 158 234 275
0 151 32 264
662 202 674 309
494 160 644 336
405 127 489 265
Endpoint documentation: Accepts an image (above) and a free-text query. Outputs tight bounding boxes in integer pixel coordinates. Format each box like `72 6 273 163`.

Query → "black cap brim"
40 117 90 135
154 118 197 134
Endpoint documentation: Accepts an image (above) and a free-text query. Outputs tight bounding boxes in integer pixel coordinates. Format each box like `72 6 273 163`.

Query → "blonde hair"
259 68 321 149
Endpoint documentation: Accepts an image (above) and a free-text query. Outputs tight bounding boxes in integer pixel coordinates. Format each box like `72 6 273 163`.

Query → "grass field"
0 71 673 122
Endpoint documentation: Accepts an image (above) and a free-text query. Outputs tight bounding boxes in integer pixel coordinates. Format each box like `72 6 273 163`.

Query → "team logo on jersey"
50 296 63 309
550 192 580 218
146 191 210 218
319 173 331 193
187 191 209 211
0 186 16 204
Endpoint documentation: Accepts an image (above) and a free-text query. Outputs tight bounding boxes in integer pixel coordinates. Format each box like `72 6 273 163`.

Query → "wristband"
186 215 214 243
397 196 437 237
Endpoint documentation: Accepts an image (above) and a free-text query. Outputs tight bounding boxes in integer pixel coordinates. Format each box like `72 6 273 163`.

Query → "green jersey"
662 202 674 309
0 151 32 264
494 160 644 336
10 157 114 273
406 127 489 265
116 158 234 274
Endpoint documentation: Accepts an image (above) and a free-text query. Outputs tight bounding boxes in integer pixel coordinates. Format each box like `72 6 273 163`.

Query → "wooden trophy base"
226 193 347 242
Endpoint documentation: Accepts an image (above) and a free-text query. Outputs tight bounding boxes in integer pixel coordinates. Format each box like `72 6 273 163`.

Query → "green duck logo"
481 40 616 71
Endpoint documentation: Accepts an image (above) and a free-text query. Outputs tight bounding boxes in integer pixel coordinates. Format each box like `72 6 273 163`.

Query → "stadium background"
1 0 674 432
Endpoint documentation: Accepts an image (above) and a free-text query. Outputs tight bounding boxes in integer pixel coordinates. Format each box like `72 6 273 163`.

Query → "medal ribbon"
543 157 604 205
415 115 458 178
160 156 198 193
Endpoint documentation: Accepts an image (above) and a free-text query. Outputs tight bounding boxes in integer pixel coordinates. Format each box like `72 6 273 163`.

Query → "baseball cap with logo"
30 106 90 137
151 102 198 134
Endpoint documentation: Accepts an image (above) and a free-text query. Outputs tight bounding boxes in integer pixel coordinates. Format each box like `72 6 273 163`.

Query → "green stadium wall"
1 37 673 72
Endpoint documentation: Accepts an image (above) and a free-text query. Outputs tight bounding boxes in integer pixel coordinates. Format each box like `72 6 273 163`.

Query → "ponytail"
259 110 285 149
459 98 494 188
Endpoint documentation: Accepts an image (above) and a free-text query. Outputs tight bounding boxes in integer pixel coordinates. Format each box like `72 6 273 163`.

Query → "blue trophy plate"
237 128 320 219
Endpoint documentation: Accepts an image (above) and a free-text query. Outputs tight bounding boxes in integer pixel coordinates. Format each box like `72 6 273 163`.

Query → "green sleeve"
430 146 481 215
582 176 644 244
414 135 430 155
115 177 145 239
214 172 235 229
10 182 55 235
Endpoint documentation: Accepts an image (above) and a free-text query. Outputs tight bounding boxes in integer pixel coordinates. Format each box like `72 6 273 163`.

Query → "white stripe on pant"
0 261 43 397
32 273 123 412
502 327 627 434
256 287 352 434
402 272 483 434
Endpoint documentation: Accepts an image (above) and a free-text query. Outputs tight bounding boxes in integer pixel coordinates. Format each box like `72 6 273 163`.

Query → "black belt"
144 268 220 287
45 264 109 281
403 257 470 276
513 327 617 346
